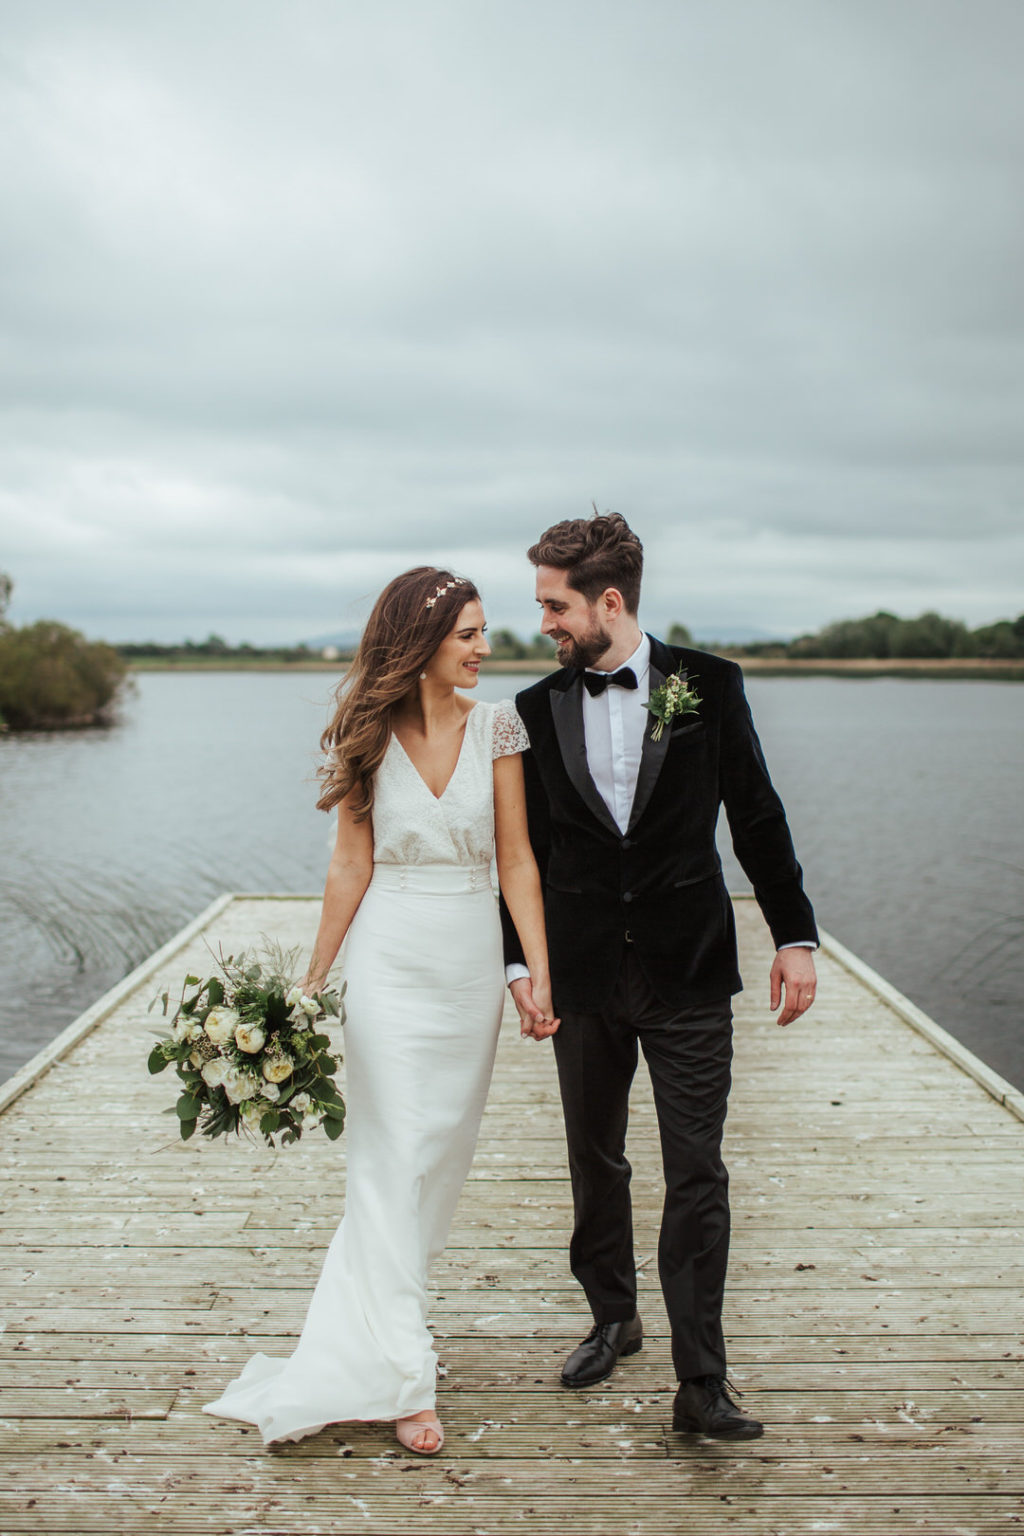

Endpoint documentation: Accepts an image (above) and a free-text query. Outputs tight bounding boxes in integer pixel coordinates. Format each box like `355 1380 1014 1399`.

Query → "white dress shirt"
506 633 814 983
581 633 652 833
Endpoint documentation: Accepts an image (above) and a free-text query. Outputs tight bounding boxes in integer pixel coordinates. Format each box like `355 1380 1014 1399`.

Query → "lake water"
1 670 1021 1089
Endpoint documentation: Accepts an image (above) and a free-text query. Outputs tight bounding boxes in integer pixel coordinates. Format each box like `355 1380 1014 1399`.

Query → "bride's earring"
420 672 427 681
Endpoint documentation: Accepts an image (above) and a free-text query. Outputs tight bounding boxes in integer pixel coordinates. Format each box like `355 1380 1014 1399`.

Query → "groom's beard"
553 619 613 671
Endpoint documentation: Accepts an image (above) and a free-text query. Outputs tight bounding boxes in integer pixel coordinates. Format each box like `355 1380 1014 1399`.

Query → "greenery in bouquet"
148 941 345 1147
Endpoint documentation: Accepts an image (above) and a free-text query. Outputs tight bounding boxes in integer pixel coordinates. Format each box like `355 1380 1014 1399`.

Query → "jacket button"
621 837 632 849
623 891 633 903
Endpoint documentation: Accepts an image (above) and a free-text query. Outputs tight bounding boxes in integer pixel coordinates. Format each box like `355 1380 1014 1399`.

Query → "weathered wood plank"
3 1451 1023 1494
3 1330 1022 1367
3 1355 1020 1397
0 1497 1021 1536
4 1412 1023 1457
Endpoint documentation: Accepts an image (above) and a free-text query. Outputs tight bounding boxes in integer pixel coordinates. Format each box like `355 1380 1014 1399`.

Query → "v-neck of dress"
390 704 477 802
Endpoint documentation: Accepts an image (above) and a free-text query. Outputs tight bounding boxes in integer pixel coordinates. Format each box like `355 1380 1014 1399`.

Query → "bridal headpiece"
424 577 466 609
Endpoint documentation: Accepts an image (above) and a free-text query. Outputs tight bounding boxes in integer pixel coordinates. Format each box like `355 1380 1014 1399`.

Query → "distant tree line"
0 574 129 730
118 635 322 663
117 614 1024 666
732 610 1024 661
118 630 560 663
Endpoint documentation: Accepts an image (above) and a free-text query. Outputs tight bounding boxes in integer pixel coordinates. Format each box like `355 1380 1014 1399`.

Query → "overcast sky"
1 0 1021 645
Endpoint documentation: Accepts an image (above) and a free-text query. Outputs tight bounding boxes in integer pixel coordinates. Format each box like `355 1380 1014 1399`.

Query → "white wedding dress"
203 699 529 1444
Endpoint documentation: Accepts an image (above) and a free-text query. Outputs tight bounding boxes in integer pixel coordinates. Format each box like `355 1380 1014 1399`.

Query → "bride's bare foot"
396 1410 444 1455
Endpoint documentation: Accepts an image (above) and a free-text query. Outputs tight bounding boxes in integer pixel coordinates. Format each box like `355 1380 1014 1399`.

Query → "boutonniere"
645 667 701 742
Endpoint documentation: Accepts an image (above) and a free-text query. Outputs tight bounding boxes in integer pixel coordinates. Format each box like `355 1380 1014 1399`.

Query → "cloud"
1 0 1022 642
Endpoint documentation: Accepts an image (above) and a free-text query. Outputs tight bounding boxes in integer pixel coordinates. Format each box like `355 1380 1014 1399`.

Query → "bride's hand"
528 979 560 1040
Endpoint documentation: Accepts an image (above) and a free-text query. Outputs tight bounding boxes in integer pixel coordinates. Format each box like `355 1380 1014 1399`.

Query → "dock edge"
817 924 1024 1125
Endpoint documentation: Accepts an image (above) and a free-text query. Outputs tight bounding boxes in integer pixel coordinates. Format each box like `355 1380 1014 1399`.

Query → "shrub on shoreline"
0 620 130 730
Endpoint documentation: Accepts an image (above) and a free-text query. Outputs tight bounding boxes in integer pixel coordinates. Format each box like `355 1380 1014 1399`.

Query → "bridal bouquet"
148 942 346 1147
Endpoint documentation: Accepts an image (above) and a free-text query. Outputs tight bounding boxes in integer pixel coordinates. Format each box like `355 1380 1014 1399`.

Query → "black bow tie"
582 666 639 697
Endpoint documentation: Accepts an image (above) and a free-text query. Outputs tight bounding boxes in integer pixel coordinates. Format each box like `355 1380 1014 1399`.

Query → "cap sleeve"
491 700 530 760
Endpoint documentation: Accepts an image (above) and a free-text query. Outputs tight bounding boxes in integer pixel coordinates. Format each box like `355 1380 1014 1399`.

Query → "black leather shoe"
672 1376 763 1439
560 1315 643 1389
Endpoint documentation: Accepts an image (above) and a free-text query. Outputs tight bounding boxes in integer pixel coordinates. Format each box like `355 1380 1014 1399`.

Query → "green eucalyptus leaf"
148 1045 170 1075
179 1118 197 1141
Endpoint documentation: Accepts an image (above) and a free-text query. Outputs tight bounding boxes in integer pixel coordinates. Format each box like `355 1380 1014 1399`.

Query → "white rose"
262 1054 294 1083
204 1007 240 1045
241 1103 263 1129
223 1067 258 1104
260 1080 281 1103
299 995 320 1017
234 1022 266 1054
171 1014 192 1042
285 985 303 1006
302 1112 322 1131
289 1008 311 1030
201 1058 230 1089
290 1092 312 1114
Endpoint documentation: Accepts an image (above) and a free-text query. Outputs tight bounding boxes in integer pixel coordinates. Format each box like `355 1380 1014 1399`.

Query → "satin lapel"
549 677 622 837
626 648 674 833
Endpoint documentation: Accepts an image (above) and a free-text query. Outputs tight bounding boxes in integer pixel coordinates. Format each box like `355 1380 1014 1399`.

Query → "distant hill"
302 629 362 651
693 625 792 648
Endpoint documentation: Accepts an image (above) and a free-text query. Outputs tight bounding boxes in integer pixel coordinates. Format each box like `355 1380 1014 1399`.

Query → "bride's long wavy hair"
316 567 481 820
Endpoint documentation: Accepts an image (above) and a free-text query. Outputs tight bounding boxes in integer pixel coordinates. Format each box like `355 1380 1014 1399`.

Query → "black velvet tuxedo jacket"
501 636 818 1012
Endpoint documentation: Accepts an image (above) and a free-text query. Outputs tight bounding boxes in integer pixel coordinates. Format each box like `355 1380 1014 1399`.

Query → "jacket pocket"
672 871 717 890
668 719 706 742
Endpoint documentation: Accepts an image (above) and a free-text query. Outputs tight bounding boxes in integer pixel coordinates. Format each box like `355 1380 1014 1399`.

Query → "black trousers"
552 947 733 1381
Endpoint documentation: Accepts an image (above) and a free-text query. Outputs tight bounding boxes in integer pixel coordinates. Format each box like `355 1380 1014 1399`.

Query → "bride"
203 567 557 1455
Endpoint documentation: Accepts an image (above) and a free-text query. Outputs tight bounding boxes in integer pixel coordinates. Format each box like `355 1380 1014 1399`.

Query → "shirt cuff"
778 941 818 951
505 963 530 985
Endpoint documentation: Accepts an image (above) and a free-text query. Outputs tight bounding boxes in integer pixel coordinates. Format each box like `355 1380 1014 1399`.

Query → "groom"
501 512 818 1440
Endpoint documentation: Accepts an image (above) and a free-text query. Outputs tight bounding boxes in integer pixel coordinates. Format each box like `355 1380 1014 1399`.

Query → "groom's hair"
528 511 643 614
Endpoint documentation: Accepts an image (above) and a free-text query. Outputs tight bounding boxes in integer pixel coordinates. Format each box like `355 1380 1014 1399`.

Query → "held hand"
509 977 543 1037
528 978 561 1040
770 948 817 1027
509 977 560 1041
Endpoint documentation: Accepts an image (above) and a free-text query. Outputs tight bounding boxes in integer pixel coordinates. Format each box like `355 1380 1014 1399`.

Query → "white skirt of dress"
202 863 504 1444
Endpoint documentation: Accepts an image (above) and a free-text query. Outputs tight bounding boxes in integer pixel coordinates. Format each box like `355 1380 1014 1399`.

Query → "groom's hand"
770 948 817 1026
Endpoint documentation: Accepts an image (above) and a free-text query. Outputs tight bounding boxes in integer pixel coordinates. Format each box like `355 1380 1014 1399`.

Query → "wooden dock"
1 895 1022 1534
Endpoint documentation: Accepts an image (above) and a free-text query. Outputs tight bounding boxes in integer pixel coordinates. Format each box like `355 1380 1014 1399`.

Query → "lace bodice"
371 700 528 867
